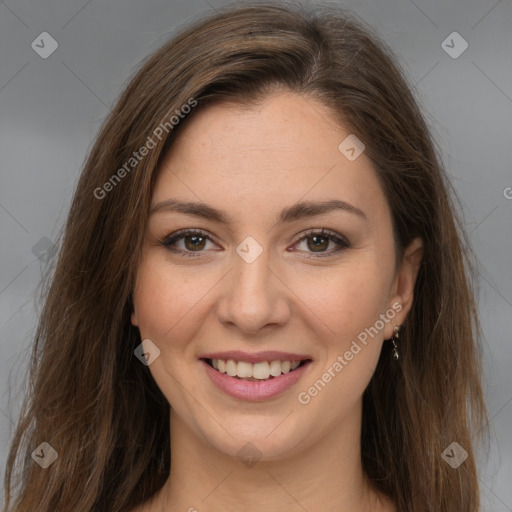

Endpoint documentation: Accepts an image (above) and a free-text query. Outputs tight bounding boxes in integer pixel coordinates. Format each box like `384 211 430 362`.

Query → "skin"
130 90 423 512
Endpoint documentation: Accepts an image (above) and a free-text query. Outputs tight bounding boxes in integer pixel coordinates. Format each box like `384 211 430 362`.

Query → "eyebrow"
149 198 367 223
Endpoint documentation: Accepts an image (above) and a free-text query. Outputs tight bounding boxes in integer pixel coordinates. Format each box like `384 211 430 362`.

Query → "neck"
148 400 393 512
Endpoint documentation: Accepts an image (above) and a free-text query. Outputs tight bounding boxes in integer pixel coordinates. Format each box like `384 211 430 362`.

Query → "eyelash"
159 228 350 258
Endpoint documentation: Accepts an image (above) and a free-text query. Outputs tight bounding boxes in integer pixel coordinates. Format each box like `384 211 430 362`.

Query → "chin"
193 412 310 463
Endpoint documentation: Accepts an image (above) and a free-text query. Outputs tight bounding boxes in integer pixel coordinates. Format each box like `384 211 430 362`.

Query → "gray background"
0 0 511 509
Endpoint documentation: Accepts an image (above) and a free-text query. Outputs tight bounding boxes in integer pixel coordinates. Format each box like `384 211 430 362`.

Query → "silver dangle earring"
391 325 401 360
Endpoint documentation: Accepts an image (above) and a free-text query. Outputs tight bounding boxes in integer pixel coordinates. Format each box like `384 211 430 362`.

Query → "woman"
3 2 488 511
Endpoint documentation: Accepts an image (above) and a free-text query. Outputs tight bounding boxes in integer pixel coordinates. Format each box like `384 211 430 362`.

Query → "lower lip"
201 360 311 401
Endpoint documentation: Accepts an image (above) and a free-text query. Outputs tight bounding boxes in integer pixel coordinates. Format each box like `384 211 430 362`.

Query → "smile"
205 358 308 380
200 354 313 401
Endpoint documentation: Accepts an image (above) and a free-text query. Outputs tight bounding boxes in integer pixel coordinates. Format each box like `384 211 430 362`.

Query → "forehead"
152 91 389 227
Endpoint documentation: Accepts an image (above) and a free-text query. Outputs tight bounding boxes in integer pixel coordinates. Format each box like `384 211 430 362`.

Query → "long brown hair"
3 2 488 511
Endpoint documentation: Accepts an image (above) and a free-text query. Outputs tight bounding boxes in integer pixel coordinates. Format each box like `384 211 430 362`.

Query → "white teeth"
210 358 304 379
237 361 253 378
253 361 270 379
269 360 282 377
225 359 237 377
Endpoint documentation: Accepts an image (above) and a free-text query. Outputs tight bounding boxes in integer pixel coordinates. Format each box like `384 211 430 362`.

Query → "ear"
384 237 424 339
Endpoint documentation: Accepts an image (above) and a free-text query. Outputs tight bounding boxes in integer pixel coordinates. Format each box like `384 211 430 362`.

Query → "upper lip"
199 350 313 364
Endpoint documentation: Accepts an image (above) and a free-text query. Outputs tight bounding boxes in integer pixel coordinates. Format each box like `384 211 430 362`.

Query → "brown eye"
293 229 350 257
160 229 217 257
184 234 207 251
307 234 329 252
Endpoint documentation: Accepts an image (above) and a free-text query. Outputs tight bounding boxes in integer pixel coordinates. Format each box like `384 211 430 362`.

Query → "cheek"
292 270 392 429
132 255 213 348
297 270 391 412
298 260 392 343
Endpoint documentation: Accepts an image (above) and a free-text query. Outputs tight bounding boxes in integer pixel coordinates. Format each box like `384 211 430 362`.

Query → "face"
131 90 422 462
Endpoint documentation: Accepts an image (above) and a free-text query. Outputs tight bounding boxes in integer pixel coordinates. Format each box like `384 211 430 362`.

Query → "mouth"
199 350 314 401
201 357 312 382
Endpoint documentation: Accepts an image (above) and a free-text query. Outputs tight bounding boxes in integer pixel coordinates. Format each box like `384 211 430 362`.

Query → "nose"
216 245 291 335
